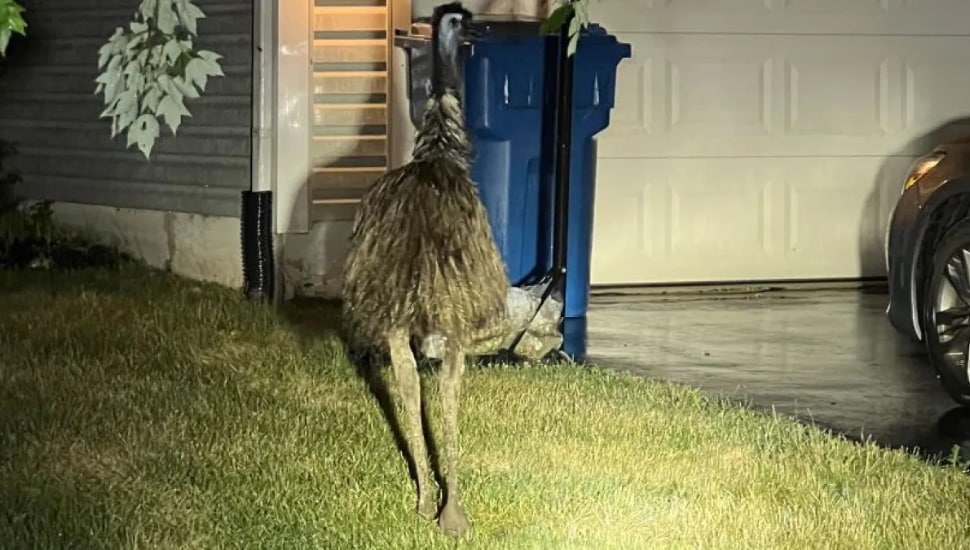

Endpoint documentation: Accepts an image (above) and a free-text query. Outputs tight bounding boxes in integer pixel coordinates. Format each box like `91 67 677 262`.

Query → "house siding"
0 0 253 218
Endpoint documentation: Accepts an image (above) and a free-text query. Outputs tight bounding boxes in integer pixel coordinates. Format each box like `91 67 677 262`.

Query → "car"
886 138 970 406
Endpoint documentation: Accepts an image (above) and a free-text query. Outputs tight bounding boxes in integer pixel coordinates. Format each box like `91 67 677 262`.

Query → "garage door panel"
784 56 892 139
900 43 970 135
592 0 970 35
669 57 773 139
588 4 970 285
591 157 901 285
601 34 970 158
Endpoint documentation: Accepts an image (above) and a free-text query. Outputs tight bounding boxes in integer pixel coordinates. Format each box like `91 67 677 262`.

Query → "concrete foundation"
278 220 354 300
50 202 244 289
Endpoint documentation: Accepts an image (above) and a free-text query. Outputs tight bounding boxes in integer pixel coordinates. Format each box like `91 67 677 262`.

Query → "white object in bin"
420 283 563 361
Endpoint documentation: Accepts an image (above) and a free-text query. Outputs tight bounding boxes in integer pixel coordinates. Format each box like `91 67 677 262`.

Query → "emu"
340 1 507 537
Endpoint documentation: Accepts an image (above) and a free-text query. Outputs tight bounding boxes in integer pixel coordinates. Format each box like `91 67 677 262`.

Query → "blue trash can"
464 22 631 321
395 18 631 358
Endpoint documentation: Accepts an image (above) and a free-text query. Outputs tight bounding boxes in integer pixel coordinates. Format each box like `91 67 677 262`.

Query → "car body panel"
886 140 970 342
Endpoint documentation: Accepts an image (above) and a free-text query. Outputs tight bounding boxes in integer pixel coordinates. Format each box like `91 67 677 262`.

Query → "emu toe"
437 502 471 537
417 496 437 520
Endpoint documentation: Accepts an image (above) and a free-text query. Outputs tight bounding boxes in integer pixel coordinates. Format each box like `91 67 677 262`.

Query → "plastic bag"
421 283 563 361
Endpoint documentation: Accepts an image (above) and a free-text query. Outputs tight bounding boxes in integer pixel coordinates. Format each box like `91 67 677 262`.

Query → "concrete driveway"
586 284 969 461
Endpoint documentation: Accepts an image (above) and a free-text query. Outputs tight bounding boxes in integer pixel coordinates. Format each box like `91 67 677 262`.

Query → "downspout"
242 0 279 304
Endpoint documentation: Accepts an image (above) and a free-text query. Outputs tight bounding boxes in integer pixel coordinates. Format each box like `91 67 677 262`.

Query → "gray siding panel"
0 0 253 218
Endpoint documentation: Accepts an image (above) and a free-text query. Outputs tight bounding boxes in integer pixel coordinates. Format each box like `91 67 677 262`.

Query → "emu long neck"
431 24 462 97
411 93 471 168
412 27 470 167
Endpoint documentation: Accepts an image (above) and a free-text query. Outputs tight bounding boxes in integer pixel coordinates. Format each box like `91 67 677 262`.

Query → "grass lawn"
2 264 970 549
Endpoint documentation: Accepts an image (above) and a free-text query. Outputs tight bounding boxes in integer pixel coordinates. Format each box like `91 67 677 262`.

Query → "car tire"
921 220 970 406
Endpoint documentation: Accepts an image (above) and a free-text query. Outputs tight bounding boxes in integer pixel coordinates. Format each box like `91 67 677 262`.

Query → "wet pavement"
586 285 970 461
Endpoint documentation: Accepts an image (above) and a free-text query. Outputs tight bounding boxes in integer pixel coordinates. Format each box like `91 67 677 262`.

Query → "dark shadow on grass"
0 476 133 547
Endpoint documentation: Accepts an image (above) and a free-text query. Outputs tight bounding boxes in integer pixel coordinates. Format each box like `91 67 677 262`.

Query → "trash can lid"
398 13 544 39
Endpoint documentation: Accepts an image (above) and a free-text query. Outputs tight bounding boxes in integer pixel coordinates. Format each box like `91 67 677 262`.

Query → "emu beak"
463 25 483 41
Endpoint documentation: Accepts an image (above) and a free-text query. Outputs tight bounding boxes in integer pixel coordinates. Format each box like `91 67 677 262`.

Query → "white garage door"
589 0 970 285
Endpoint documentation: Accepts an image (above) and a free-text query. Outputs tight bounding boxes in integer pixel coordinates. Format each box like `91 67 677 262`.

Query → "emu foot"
437 501 472 537
417 494 437 520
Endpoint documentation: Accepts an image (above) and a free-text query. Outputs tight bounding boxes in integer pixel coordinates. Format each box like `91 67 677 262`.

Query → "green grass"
2 264 970 549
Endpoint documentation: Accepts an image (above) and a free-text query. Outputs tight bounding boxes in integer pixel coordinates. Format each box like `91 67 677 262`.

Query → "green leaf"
101 77 121 107
130 21 148 33
138 0 157 22
0 27 11 57
162 37 183 64
540 4 572 35
567 31 579 58
0 0 26 57
157 93 191 135
131 114 161 159
196 49 224 76
568 14 581 37
125 71 147 95
142 86 163 113
97 42 114 69
156 74 183 102
126 31 147 53
122 57 143 76
147 44 163 66
172 75 200 99
94 67 118 86
107 52 123 73
0 0 26 35
126 122 141 148
574 0 589 23
157 0 176 34
175 0 206 36
115 91 139 134
185 57 209 91
108 27 127 52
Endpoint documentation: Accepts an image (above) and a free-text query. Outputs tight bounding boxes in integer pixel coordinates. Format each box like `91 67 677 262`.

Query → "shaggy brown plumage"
338 1 507 538
340 92 507 351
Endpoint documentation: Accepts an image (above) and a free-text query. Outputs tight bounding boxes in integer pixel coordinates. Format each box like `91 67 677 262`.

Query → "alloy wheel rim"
932 247 970 384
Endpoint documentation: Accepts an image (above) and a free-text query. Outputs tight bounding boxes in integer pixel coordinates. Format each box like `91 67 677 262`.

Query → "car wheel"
922 220 970 406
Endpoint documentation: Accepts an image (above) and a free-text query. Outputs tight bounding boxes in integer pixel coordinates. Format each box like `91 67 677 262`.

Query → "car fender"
905 175 970 337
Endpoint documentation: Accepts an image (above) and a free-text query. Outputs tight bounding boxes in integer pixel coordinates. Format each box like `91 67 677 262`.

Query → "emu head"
430 1 476 97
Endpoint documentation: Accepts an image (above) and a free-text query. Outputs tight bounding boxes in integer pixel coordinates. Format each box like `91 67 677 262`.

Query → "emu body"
339 2 506 537
341 95 507 349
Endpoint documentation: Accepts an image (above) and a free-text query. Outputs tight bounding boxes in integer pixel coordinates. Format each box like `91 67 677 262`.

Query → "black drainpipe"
550 9 576 324
241 190 275 302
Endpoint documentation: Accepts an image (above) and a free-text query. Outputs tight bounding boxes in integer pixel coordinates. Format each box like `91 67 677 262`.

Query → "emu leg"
387 328 437 519
437 339 471 537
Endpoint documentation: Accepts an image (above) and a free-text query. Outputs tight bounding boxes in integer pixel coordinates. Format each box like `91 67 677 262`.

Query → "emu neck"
431 33 461 97
411 93 471 168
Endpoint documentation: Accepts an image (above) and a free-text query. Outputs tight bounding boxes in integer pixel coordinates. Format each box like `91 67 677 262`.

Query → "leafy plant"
0 139 21 210
0 199 54 246
94 0 225 160
0 0 26 57
0 153 57 267
541 0 593 57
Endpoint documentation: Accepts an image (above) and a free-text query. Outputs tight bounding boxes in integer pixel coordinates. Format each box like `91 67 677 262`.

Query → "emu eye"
450 17 460 28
